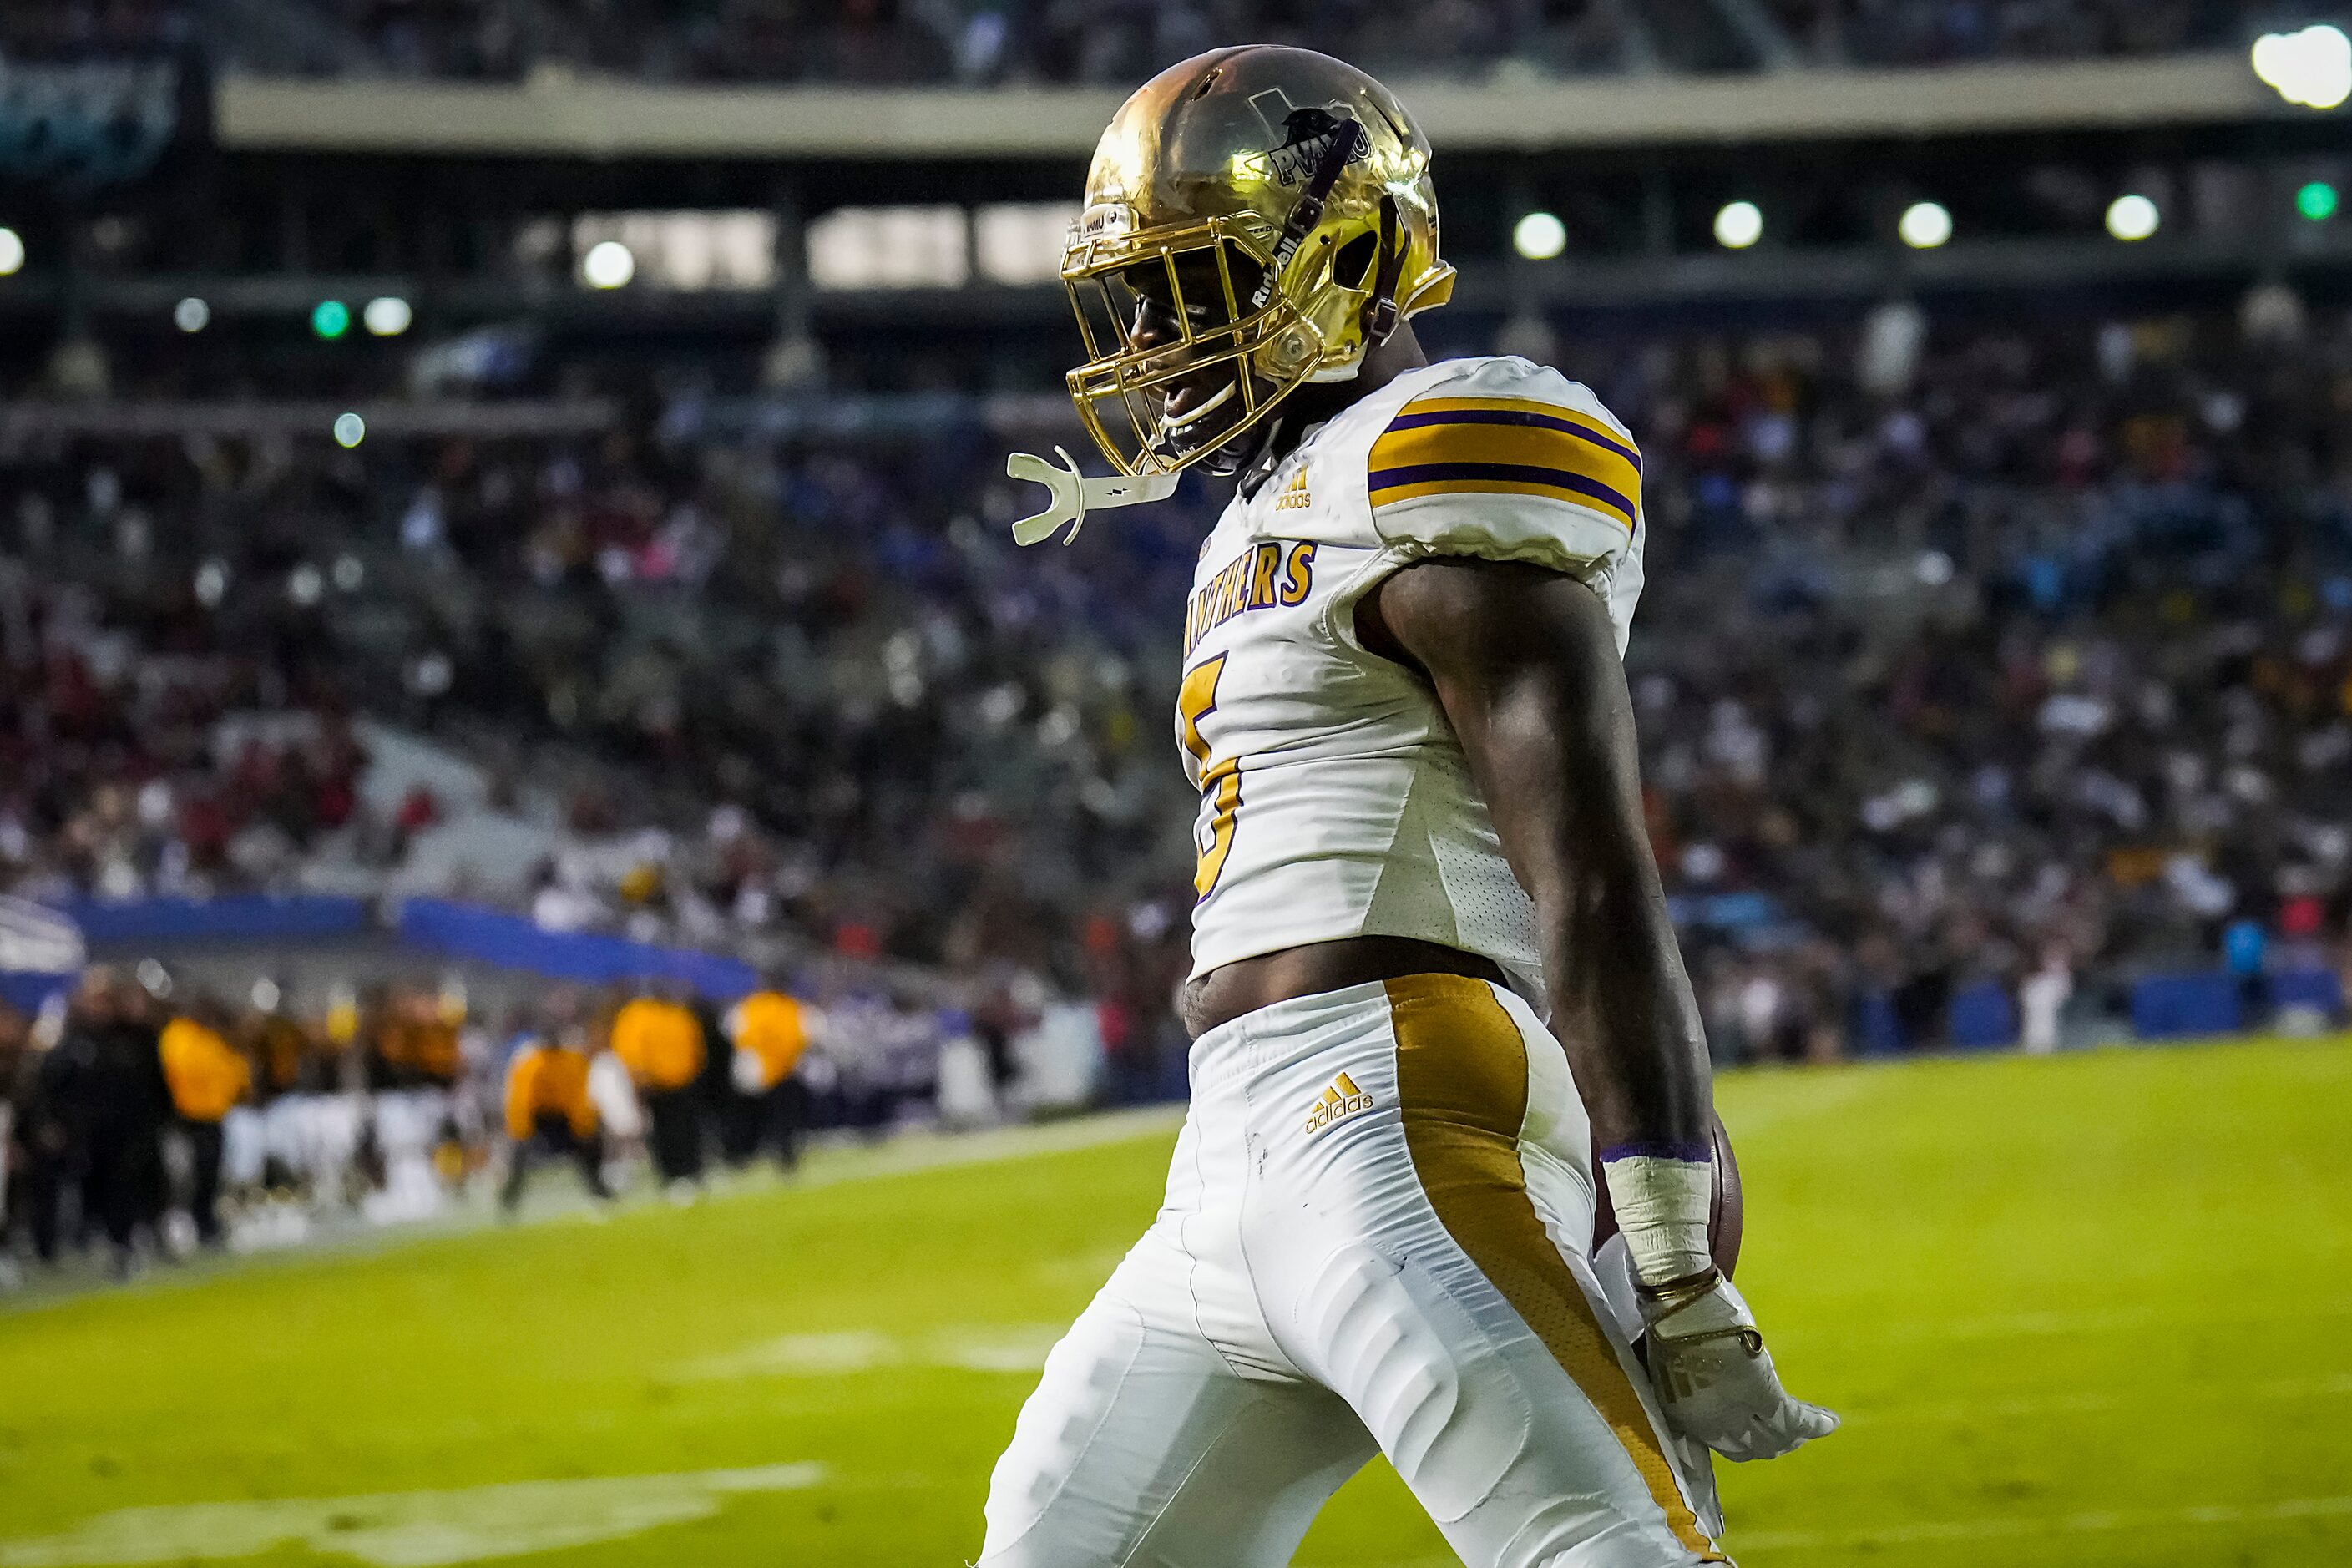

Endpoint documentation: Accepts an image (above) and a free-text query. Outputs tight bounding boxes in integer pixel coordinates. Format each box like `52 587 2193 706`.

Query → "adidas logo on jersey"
1273 468 1313 510
1303 1072 1374 1136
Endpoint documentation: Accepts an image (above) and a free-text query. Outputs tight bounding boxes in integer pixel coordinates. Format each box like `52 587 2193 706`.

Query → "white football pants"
978 974 1727 1568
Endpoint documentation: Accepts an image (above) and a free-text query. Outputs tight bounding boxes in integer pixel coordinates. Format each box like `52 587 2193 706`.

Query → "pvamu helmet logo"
1057 46 1456 479
1242 96 1373 188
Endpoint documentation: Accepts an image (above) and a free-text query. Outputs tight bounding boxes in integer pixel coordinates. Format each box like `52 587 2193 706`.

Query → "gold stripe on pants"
1385 974 1722 1562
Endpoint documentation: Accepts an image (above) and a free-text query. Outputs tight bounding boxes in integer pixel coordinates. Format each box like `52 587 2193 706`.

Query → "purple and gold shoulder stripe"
1368 397 1641 531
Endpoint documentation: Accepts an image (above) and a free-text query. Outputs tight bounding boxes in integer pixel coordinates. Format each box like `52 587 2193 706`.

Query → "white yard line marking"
0 1464 827 1568
785 1106 1185 1192
1733 1494 2352 1552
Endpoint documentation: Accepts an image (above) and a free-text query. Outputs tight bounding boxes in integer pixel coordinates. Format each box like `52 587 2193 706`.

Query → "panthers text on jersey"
1176 352 1647 1012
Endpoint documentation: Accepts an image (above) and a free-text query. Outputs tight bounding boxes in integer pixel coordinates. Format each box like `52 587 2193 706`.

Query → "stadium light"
363 296 413 336
333 412 366 448
1898 200 1953 250
2253 25 2352 110
311 299 352 339
582 239 635 289
1714 201 1763 250
0 226 23 276
2105 194 2160 242
2298 180 2340 221
173 296 210 333
1512 210 1567 261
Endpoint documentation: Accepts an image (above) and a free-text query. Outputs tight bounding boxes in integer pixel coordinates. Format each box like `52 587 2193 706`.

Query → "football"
1590 1110 1745 1278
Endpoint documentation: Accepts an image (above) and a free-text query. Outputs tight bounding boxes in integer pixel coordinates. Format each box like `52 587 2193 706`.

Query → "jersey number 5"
1177 654 1241 900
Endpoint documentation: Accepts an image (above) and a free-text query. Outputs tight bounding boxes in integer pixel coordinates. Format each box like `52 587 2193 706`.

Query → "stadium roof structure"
4 47 2349 359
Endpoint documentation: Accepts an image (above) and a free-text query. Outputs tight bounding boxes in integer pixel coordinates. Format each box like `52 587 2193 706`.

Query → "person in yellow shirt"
499 1014 610 1213
158 998 250 1247
608 983 707 1196
721 981 824 1172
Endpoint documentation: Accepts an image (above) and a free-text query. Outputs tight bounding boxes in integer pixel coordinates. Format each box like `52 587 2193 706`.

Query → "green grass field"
4 1038 2349 1567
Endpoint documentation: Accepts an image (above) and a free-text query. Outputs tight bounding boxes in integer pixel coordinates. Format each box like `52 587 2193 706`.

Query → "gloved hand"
1640 1269 1839 1462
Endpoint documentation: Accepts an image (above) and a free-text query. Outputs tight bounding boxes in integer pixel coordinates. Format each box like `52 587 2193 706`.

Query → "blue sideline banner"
2131 972 2243 1039
396 898 757 1000
0 972 71 1014
48 894 371 946
1947 979 2019 1050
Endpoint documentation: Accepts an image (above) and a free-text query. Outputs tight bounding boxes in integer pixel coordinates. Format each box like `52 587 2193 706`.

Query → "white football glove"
1640 1271 1838 1462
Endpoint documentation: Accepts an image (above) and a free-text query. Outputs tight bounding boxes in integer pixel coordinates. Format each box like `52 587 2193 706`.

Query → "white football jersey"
1176 354 1646 1010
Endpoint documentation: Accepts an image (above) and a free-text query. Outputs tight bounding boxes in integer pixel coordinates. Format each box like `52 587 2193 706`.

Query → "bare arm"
1358 556 1711 1158
1356 537 1838 1468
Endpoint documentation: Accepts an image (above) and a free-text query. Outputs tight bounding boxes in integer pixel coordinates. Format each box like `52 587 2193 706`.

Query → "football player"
982 45 1836 1568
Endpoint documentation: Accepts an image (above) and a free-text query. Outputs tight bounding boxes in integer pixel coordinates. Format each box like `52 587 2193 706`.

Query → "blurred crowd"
0 558 380 898
326 0 2300 80
0 959 1046 1283
1571 299 2352 1057
0 0 2287 79
1765 0 2274 65
314 0 2292 81
318 0 1641 83
6 298 2352 1073
0 415 1203 1036
0 0 192 58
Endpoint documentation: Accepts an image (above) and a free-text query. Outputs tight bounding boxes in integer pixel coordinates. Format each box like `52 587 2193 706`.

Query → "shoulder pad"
1365 357 1641 579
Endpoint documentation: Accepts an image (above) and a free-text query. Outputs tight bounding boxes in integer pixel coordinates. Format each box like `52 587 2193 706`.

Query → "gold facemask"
1060 46 1454 478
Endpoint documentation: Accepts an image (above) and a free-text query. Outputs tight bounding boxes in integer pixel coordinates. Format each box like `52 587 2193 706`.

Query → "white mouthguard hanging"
1005 446 1179 546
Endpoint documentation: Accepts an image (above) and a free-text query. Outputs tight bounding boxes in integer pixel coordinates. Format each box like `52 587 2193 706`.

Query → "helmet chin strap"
1363 195 1406 346
1004 447 1179 546
1251 114 1368 314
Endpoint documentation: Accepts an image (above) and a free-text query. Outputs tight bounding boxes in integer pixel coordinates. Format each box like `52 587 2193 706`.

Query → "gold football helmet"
1061 46 1454 477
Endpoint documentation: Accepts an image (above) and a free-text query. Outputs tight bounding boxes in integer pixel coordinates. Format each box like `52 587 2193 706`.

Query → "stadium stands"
6 304 2349 1070
163 0 2288 83
3 0 2279 79
1771 0 2277 65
